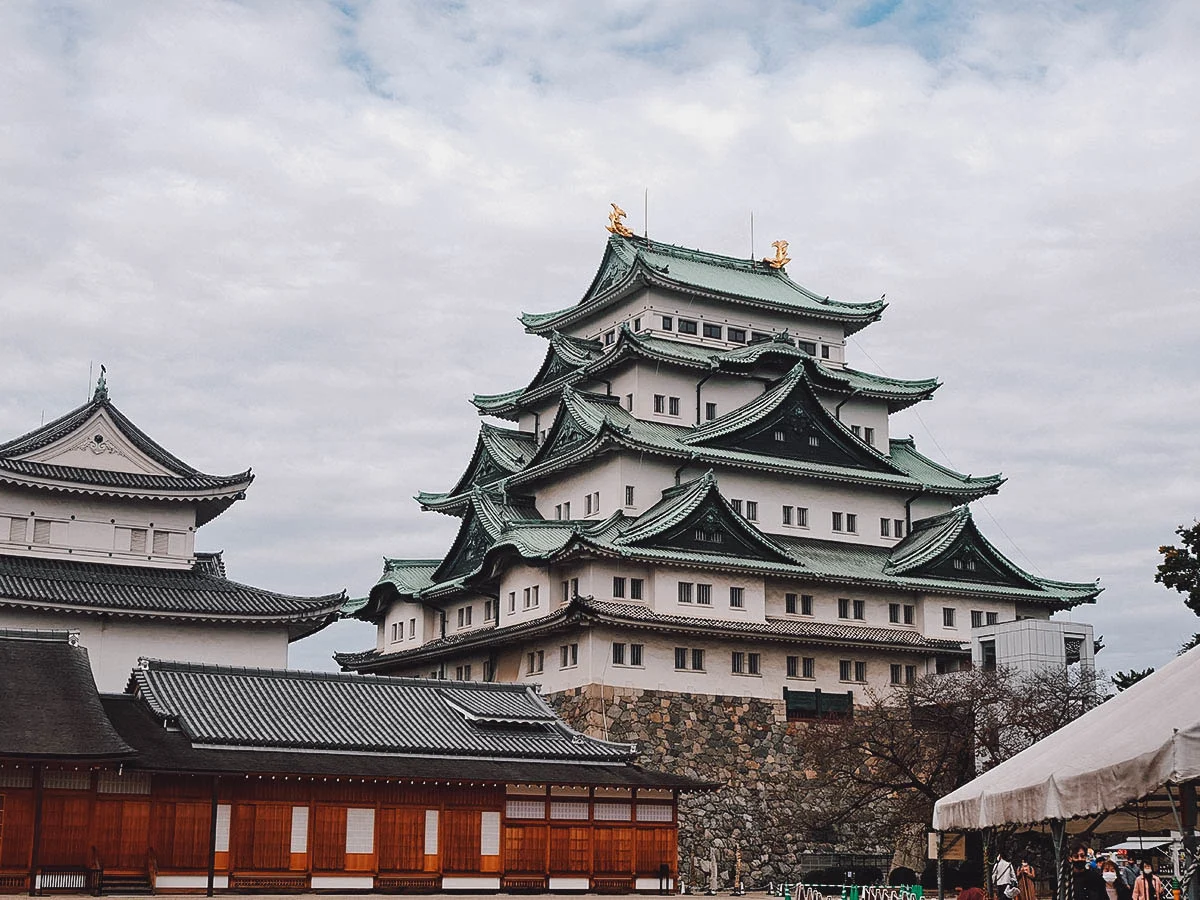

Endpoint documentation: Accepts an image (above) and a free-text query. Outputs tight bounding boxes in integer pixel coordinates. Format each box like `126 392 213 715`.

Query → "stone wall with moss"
546 684 893 889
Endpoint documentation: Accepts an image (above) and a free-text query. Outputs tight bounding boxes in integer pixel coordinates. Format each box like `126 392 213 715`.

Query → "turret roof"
356 475 1097 625
0 381 252 526
520 234 886 336
0 552 345 639
473 326 938 420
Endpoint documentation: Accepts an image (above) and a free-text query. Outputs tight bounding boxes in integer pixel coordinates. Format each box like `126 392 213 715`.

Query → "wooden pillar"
936 831 944 900
27 765 44 897
206 776 220 898
1182 782 1198 900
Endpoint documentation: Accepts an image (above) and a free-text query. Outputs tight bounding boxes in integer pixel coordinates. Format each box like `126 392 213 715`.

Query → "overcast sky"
2 1 1197 677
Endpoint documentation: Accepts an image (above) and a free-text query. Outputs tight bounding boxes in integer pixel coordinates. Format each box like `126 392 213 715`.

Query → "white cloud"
1 0 1197 678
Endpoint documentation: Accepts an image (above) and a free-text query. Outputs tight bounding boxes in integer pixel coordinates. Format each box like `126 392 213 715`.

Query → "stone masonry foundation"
546 685 893 889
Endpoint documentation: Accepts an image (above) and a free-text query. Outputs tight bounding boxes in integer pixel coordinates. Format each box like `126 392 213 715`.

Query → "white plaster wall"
821 396 891 450
0 608 288 692
498 562 554 626
517 400 561 444
533 457 626 522
568 288 849 366
378 598 443 652
648 566 765 620
0 485 197 568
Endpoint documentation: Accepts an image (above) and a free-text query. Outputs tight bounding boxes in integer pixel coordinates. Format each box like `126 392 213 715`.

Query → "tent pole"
1050 820 1066 900
937 831 945 900
1182 781 1198 900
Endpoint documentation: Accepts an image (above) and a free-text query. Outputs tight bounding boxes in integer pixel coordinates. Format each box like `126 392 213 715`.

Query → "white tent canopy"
934 644 1200 831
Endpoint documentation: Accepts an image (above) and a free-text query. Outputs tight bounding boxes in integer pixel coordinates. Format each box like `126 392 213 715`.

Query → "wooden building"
0 630 699 895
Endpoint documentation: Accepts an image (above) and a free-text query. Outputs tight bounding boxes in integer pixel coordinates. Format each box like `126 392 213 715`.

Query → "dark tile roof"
0 457 251 492
0 631 134 759
0 553 344 635
101 696 704 788
129 660 636 761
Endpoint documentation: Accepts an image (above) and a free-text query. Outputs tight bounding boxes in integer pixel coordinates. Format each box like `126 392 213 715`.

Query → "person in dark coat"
1072 843 1108 900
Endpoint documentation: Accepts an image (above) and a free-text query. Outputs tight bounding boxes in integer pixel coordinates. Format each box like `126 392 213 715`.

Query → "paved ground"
98 894 771 900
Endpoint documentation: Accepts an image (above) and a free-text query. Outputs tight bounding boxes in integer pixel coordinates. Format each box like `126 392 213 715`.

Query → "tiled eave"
336 595 970 674
523 261 884 337
506 428 996 500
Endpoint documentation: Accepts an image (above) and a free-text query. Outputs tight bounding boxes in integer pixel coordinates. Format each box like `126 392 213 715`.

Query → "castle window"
904 604 915 625
612 577 626 598
730 499 742 515
561 643 578 668
703 323 722 339
774 430 785 442
630 644 643 666
787 655 799 678
953 559 963 570
832 512 844 532
630 578 644 600
675 647 687 670
526 651 544 674
803 657 815 678
484 599 494 622
555 504 562 520
839 660 852 681
584 494 592 515
731 651 745 674
391 623 400 642
864 427 875 446
838 598 850 619
782 505 792 525
801 594 813 615
561 581 570 603
971 610 984 628
943 607 956 628
894 519 905 537
692 648 706 670
633 317 641 331
654 395 665 414
668 397 680 416
889 603 900 623
8 518 26 543
748 652 761 675
409 618 416 638
694 526 723 543
563 501 570 518
625 485 635 506
706 402 718 421
745 501 758 522
808 435 819 447
891 664 902 685
152 530 173 556
751 331 771 343
729 587 745 609
851 425 861 438
797 507 809 527
625 394 633 410
727 328 746 343
457 606 472 628
661 316 673 331
483 660 494 682
986 611 999 625
456 664 472 681
855 661 866 682
677 319 698 335
852 599 865 620
678 582 694 604
821 345 831 359
696 583 712 606
880 518 891 537
797 340 817 355
785 592 797 614
605 330 615 345
906 665 917 683
508 592 516 613
33 519 51 544
845 514 857 533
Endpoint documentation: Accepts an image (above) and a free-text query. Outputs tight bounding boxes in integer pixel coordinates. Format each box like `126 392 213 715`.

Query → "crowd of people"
952 842 1170 900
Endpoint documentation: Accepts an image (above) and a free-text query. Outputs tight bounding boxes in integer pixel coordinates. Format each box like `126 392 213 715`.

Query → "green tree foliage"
1179 633 1200 656
1112 667 1155 690
1157 522 1200 615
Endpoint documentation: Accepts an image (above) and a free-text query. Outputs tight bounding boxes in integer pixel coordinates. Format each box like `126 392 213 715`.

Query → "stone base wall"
546 685 893 889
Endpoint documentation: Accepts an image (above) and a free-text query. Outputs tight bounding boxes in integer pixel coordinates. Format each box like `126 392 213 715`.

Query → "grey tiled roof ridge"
0 458 252 493
0 392 249 484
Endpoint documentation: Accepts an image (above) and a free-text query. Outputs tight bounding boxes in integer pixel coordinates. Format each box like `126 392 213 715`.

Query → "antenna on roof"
643 188 649 240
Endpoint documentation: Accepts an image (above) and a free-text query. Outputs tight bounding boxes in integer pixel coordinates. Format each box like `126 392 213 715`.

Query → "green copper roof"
419 424 537 511
521 234 886 336
372 471 1095 612
473 327 938 419
506 382 1000 499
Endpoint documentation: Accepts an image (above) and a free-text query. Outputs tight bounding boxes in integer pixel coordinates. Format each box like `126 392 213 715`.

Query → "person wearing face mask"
1132 861 1165 900
1100 859 1133 900
1072 843 1107 900
1016 857 1037 900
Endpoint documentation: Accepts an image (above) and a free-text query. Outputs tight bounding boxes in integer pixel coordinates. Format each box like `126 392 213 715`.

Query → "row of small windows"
849 424 877 447
941 608 999 628
653 395 681 416
389 618 417 642
655 316 829 357
677 581 745 608
4 516 182 555
507 586 540 612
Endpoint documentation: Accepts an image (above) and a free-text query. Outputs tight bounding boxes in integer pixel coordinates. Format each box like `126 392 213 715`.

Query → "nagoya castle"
338 207 1099 876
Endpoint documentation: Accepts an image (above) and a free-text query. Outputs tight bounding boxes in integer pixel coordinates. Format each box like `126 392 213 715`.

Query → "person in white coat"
992 851 1017 900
